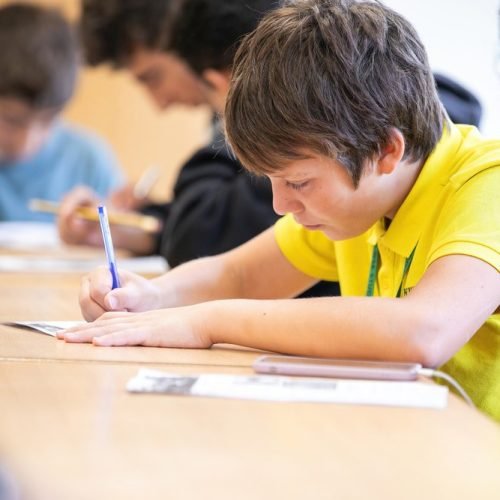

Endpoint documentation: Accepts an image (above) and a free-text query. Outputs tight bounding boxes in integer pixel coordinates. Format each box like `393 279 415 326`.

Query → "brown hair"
80 0 173 67
0 3 79 109
225 0 445 186
168 0 280 75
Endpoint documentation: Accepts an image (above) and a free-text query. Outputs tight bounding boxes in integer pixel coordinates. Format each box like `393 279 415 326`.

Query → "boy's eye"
0 115 30 130
139 69 163 86
286 180 309 191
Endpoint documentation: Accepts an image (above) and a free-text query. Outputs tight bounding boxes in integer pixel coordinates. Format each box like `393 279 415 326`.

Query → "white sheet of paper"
0 255 167 274
127 368 448 409
3 321 85 337
0 222 60 250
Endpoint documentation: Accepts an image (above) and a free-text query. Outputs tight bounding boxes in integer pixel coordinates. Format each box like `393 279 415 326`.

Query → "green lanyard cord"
365 245 379 297
365 245 416 298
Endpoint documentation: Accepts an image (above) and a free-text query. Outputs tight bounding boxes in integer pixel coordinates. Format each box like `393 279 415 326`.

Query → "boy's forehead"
269 151 334 176
127 48 178 76
0 97 32 114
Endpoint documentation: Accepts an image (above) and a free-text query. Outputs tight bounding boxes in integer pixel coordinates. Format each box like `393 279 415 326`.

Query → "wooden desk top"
0 324 263 367
1 360 499 500
0 273 83 321
2 263 500 499
0 272 266 367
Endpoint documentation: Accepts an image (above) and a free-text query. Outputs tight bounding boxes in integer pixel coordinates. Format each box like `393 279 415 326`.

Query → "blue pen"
97 205 121 289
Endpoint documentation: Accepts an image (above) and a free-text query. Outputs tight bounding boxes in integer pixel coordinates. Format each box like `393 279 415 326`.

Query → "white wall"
385 0 500 137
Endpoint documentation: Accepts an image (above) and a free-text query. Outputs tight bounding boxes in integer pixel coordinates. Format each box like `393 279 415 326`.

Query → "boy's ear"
201 69 231 95
377 128 406 175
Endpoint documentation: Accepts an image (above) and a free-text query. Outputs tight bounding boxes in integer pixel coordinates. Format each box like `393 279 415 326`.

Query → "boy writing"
0 3 122 222
60 0 337 296
59 0 500 421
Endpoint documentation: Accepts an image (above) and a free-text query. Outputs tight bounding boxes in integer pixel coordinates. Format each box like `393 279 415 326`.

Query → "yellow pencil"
29 199 161 234
133 165 162 199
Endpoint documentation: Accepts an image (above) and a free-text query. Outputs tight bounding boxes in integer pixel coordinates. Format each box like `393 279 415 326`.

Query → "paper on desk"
3 321 84 337
0 255 168 274
0 222 60 250
127 368 448 409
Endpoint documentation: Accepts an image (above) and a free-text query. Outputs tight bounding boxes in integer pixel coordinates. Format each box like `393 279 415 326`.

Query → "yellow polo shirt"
275 123 500 420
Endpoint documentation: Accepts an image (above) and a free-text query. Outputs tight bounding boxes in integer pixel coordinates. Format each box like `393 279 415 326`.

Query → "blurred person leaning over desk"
0 3 123 223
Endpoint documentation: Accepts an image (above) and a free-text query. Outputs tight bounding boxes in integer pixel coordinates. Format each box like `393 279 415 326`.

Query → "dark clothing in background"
154 137 275 267
435 72 483 128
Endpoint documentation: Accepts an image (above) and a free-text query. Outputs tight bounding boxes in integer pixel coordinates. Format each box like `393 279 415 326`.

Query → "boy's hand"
57 186 102 246
57 306 212 349
79 266 163 321
58 186 157 254
109 184 151 211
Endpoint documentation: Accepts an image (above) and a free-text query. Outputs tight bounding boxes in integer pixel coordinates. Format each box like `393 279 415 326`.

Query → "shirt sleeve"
428 166 500 271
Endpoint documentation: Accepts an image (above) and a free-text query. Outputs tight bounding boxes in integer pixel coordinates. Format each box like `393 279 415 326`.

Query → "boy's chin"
319 227 339 240
0 152 9 165
321 226 358 242
0 150 34 164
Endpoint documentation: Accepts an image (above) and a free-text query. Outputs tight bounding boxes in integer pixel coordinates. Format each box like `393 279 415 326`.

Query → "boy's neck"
385 158 425 220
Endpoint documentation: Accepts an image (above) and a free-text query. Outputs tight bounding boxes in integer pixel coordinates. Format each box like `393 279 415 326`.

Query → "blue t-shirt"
0 121 123 221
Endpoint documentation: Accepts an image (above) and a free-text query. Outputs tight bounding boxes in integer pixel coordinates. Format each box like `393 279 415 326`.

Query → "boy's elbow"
412 342 445 369
406 317 455 368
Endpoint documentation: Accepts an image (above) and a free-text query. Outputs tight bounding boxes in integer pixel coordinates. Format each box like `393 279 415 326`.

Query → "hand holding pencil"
45 186 160 254
31 197 160 233
109 165 162 211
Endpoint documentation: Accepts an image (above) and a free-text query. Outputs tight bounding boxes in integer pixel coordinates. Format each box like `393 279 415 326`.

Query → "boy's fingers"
79 275 107 322
61 329 97 343
89 266 114 294
85 266 116 304
104 287 141 311
93 329 147 347
61 321 120 343
59 187 97 222
59 312 137 340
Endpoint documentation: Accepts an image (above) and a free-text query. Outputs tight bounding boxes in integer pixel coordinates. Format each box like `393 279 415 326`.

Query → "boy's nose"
271 181 301 216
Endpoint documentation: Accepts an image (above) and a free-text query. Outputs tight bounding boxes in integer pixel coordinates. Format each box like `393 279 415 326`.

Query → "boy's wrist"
193 300 231 347
150 275 183 311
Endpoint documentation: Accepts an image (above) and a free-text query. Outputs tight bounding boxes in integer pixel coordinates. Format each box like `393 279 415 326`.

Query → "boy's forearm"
114 228 156 255
204 297 442 366
151 254 242 308
149 229 315 309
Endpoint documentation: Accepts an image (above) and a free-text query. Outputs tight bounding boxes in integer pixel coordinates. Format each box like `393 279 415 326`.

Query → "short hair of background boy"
0 3 79 109
167 0 280 75
80 0 173 68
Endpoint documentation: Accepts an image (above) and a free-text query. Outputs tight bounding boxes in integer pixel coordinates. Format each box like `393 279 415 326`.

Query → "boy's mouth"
298 221 323 230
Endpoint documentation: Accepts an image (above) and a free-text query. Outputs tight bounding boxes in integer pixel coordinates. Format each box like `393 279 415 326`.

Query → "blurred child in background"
0 3 123 222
